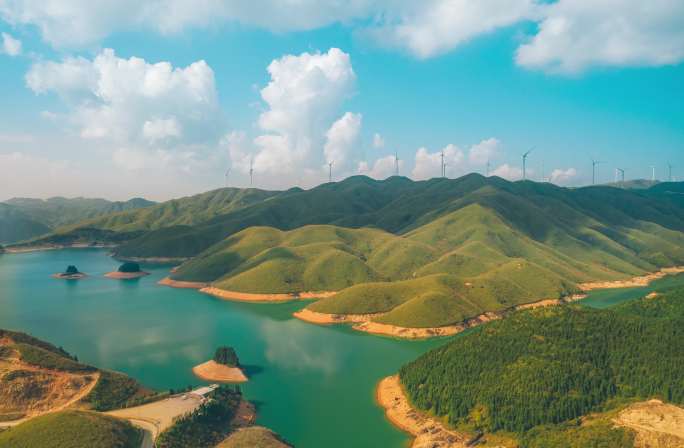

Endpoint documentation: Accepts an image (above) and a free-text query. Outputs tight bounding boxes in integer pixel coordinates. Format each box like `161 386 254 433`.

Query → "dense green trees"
399 287 684 439
214 347 240 367
65 265 79 274
118 262 141 273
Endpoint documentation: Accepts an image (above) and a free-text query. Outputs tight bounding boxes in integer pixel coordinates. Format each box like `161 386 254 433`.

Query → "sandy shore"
5 243 116 254
192 360 248 383
200 286 336 303
293 294 587 339
614 400 684 447
579 266 684 291
105 271 150 279
51 273 87 280
115 256 188 264
158 276 208 289
376 375 468 448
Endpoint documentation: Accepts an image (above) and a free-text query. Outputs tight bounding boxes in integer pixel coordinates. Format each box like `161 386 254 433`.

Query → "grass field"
0 411 141 448
217 426 292 448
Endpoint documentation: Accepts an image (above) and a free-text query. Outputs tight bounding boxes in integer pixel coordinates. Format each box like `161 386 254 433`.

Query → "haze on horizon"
1 0 683 202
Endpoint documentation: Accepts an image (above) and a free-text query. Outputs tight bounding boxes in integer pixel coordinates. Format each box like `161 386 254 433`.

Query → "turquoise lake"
1 248 683 447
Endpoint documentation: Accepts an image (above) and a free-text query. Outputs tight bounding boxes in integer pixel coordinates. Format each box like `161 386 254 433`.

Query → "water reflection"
260 319 342 375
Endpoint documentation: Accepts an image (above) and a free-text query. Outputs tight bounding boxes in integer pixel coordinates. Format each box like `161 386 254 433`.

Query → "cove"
2 249 684 447
0 249 444 447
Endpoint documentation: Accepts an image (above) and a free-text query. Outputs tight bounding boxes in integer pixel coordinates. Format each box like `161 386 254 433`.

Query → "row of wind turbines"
223 151 676 188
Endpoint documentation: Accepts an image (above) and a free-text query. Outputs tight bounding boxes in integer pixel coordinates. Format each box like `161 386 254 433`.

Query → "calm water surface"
0 249 444 447
2 249 683 447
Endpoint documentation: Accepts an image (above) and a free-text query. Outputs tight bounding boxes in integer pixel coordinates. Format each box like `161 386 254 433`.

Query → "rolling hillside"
169 180 684 328
398 286 684 447
0 197 155 244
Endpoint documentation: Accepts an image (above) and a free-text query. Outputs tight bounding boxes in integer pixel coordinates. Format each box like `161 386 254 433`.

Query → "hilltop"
395 286 684 447
0 197 154 244
162 176 684 328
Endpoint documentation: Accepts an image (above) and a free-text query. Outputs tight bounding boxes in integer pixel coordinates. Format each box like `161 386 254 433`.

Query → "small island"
104 262 150 279
52 265 87 279
192 346 248 383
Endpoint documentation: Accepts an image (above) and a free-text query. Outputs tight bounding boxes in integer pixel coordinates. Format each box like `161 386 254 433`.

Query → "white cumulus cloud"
358 155 401 179
491 163 523 180
25 48 223 163
468 137 501 165
516 0 684 73
372 132 385 149
549 167 577 184
1 32 21 56
323 112 362 171
412 143 464 180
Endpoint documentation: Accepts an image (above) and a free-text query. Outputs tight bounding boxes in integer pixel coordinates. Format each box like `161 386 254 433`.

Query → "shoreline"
293 294 586 339
579 266 684 291
200 286 336 303
158 276 208 289
51 273 87 280
376 375 468 448
192 360 248 383
114 256 189 265
105 271 150 279
4 243 116 254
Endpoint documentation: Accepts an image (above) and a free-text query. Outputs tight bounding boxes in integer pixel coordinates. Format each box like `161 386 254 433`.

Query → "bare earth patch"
579 267 684 291
200 286 336 303
158 276 208 289
614 400 684 448
192 360 247 383
376 375 469 448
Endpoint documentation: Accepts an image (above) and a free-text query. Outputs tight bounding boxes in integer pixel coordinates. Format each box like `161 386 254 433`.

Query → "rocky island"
105 262 150 279
52 265 86 280
193 346 248 383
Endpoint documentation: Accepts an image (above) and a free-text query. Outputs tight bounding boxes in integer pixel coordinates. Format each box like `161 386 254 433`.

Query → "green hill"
0 329 152 413
397 286 684 446
0 410 141 448
217 427 292 448
171 193 684 327
0 197 154 244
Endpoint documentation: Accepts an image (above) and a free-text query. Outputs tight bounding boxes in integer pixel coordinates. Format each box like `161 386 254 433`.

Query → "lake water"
1 249 683 447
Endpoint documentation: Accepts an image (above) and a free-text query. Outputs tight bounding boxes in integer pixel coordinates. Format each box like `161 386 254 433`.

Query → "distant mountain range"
10 174 684 329
0 197 155 244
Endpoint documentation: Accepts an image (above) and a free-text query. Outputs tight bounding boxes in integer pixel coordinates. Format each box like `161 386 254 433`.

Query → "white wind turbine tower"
591 159 605 185
225 168 231 187
440 150 445 178
485 160 491 177
328 161 333 182
616 168 625 186
394 150 400 176
668 163 673 182
522 148 533 180
650 166 656 182
249 157 254 187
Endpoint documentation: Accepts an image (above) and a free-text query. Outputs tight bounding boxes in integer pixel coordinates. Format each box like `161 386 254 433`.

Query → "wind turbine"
668 163 673 182
249 157 254 187
394 150 400 176
591 159 605 185
328 161 333 182
522 148 533 180
650 166 656 182
440 150 445 178
616 168 625 186
225 168 231 187
485 160 491 177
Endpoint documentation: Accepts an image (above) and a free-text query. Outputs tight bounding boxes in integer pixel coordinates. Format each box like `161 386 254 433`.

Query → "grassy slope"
0 329 149 411
398 286 684 446
172 195 682 327
0 411 141 448
0 204 50 244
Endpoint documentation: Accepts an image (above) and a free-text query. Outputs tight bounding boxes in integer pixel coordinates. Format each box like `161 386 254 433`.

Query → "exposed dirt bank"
114 256 188 264
104 271 150 279
200 287 336 303
5 243 115 254
157 277 207 289
579 266 684 291
51 273 87 280
376 375 468 448
614 400 684 448
192 360 247 383
294 294 586 339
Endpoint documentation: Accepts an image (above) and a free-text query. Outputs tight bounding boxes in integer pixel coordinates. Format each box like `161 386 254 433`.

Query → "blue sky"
0 1 683 200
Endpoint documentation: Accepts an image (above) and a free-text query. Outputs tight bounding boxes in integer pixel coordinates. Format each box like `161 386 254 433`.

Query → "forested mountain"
399 287 684 447
0 196 155 244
